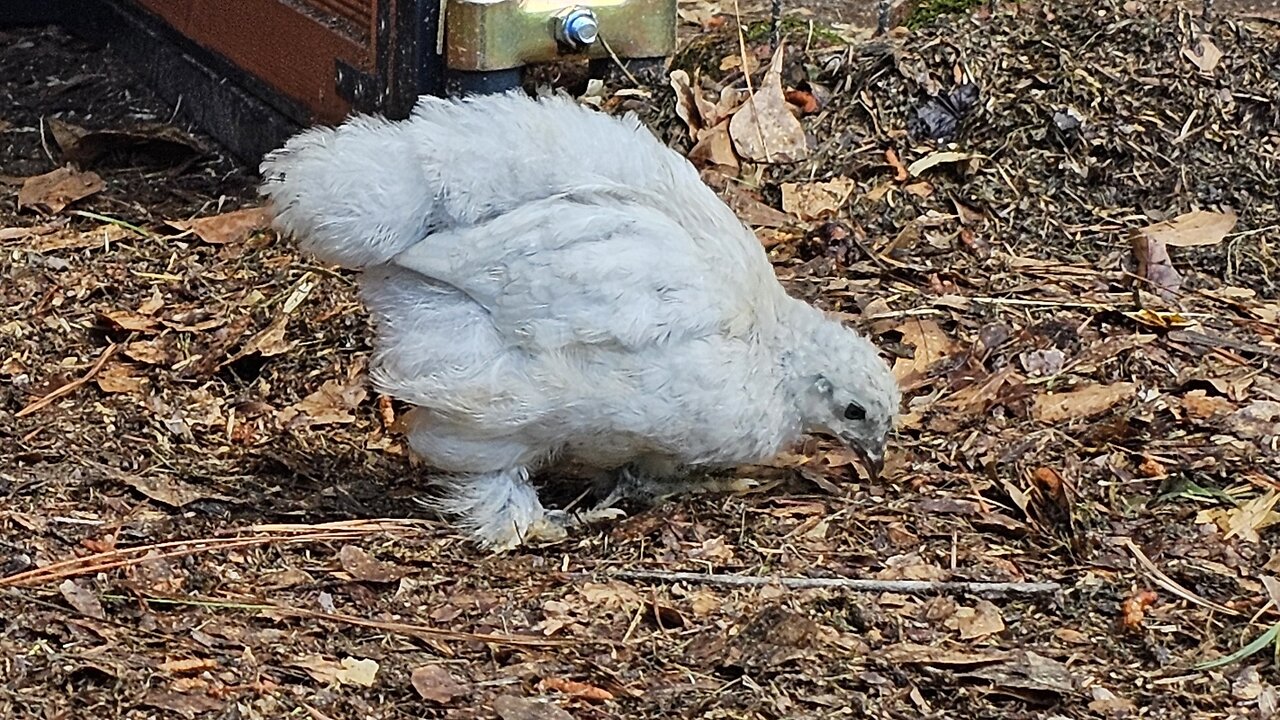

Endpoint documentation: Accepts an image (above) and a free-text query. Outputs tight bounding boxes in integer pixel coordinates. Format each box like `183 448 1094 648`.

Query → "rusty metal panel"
130 0 375 122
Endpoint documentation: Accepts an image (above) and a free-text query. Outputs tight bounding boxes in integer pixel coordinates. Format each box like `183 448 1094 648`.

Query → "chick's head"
794 320 900 479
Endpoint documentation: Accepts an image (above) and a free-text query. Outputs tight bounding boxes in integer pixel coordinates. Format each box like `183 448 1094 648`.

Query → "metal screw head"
557 7 599 47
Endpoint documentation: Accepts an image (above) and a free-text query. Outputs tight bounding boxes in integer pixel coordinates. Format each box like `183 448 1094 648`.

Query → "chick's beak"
848 438 886 481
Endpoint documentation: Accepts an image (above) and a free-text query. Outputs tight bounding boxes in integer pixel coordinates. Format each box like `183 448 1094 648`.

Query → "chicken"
260 91 900 550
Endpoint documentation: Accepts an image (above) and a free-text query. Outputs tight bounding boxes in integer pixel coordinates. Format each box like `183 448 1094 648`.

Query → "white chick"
260 91 900 551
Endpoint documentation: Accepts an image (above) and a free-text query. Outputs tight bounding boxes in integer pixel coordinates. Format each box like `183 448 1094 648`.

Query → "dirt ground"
2 1 1280 718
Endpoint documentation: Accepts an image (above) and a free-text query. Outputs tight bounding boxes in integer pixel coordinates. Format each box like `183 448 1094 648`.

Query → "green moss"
743 16 846 46
906 0 987 29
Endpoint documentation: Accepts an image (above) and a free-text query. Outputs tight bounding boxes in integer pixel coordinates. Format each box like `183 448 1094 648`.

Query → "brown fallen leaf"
141 689 223 718
95 364 148 394
59 579 105 619
1031 382 1136 423
291 656 380 687
687 124 740 170
100 309 160 333
337 544 406 583
948 600 1006 640
1089 687 1139 715
167 207 270 245
235 315 293 359
123 338 176 365
492 695 574 720
1140 209 1236 248
668 70 702 141
728 44 809 163
278 379 368 429
159 658 218 676
18 166 106 213
539 677 615 703
885 148 909 182
780 178 856 221
892 318 958 387
411 665 468 704
1181 390 1234 419
124 475 233 508
48 118 205 167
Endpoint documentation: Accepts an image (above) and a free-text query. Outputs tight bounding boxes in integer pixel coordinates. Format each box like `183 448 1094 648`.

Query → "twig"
598 35 639 87
1122 538 1240 616
84 594 576 648
1 520 433 588
600 569 1060 598
16 343 119 418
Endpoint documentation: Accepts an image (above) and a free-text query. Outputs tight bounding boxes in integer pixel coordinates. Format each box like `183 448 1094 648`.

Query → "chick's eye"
844 402 866 421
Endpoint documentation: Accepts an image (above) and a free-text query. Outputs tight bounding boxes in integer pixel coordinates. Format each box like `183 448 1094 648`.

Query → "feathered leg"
421 467 564 551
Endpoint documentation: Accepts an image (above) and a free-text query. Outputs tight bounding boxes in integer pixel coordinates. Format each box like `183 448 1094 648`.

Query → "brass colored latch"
445 0 676 72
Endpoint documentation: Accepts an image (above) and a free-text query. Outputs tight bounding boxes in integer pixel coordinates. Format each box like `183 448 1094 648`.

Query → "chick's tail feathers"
259 91 713 271
259 114 435 269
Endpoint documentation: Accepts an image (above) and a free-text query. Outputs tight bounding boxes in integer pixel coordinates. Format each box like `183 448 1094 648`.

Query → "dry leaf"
493 695 575 720
1180 389 1234 419
1089 687 1138 715
123 339 175 365
892 318 958 386
907 151 979 177
949 600 1006 640
1130 225 1183 300
168 207 270 244
18 167 106 213
278 379 367 428
1032 382 1136 423
48 118 204 167
1141 210 1236 248
728 44 809 163
1183 35 1223 73
539 677 615 702
780 178 856 221
337 544 405 583
669 70 702 141
1223 491 1280 543
158 658 218 676
59 579 105 619
238 315 293 358
885 148 909 182
100 309 160 333
124 475 231 508
292 656 380 687
688 124 740 170
95 364 147 394
411 665 467 704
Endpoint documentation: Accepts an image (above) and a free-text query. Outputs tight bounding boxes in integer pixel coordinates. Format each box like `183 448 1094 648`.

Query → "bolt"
557 7 599 48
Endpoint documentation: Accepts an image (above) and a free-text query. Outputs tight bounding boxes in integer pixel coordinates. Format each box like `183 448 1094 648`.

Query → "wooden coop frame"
3 0 675 162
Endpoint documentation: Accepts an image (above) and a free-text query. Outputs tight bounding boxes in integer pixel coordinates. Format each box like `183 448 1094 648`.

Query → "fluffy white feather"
261 91 900 550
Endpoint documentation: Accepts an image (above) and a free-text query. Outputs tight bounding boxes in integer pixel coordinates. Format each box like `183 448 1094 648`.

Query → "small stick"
16 343 119 418
1122 538 1240 616
876 0 892 36
603 569 1060 597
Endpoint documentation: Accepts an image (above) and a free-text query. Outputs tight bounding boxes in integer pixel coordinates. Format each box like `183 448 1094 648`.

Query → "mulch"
1 1 1279 718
